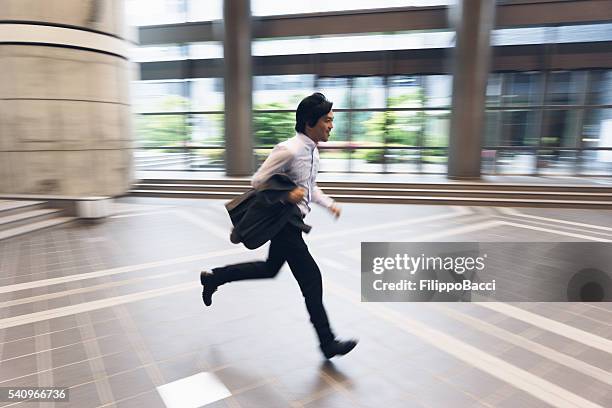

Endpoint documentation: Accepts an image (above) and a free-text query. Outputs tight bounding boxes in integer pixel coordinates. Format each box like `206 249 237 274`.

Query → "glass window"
253 110 296 146
189 114 224 146
388 76 424 108
495 151 537 175
126 0 222 26
420 110 449 173
132 81 190 113
130 45 185 62
582 109 612 148
486 73 503 107
542 110 581 148
546 71 588 105
317 78 350 108
190 78 224 111
187 0 222 21
352 77 386 109
483 111 502 146
424 111 449 148
136 114 188 147
254 75 316 107
586 70 612 106
499 110 541 146
502 72 543 107
424 75 452 108
125 0 186 26
188 43 224 59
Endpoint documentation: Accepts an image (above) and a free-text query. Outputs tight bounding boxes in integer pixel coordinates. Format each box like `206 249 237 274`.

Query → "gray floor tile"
1 199 611 407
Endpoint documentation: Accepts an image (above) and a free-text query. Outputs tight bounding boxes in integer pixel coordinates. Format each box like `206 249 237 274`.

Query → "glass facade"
128 3 612 175
132 79 225 171
132 69 612 174
483 70 612 175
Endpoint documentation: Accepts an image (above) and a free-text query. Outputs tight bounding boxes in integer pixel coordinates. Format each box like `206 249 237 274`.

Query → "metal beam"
139 42 612 80
137 0 612 45
497 0 612 27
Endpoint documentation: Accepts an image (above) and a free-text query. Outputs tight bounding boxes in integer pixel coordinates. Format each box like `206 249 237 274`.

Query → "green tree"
362 90 425 163
253 102 295 146
139 96 191 148
364 92 423 145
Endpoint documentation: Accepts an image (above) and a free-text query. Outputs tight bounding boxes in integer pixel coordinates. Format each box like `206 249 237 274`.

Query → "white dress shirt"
252 132 335 216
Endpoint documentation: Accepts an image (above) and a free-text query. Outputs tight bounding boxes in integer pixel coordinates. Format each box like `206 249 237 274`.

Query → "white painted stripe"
497 215 612 238
433 304 612 387
0 334 115 363
310 206 473 241
498 207 612 233
0 282 198 329
326 282 604 408
110 210 172 219
478 302 612 354
1 270 190 308
0 24 128 58
0 206 468 295
342 218 500 261
498 221 612 242
406 218 501 240
0 247 257 294
173 209 231 241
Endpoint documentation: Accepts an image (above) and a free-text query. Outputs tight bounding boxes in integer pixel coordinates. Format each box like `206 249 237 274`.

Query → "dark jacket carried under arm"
225 174 312 250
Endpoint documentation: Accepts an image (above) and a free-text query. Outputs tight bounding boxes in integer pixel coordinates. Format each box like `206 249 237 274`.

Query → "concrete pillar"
0 0 134 197
447 0 495 179
223 0 254 176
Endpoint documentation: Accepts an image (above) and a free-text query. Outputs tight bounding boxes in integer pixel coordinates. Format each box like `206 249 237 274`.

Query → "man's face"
307 111 334 144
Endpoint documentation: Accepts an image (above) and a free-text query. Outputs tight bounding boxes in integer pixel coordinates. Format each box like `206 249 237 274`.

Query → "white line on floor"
432 304 612 387
0 247 258 295
342 218 501 260
310 206 473 241
498 208 612 232
476 302 612 355
498 221 612 242
172 209 232 241
110 210 173 219
1 270 192 308
325 282 605 408
0 282 199 330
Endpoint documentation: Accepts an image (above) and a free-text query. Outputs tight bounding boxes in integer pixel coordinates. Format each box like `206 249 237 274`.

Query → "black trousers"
213 223 335 346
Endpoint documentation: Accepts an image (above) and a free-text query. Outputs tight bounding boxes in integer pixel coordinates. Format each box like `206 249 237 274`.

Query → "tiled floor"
1 198 611 407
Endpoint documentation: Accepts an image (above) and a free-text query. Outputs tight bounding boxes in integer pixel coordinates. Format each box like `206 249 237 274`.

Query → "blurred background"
128 0 612 177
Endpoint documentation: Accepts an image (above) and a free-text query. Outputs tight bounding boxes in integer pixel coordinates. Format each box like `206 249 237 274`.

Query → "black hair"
295 92 333 133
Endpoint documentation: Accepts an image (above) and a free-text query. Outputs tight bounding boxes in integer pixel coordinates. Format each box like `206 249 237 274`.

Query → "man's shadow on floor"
318 360 353 390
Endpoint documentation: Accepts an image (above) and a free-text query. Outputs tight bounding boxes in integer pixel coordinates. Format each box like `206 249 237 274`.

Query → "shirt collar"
296 132 317 150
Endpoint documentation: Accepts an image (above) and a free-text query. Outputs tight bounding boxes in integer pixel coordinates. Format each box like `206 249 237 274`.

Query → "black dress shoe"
200 270 218 307
320 339 358 359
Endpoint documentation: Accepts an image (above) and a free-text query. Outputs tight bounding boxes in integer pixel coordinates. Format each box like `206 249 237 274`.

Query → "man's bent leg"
213 239 286 284
201 237 286 306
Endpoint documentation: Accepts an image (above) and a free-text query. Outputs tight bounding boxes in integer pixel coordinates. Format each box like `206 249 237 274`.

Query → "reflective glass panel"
546 71 588 105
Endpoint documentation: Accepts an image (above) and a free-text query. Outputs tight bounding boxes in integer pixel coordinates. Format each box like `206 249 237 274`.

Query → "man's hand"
287 187 306 204
330 204 341 219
